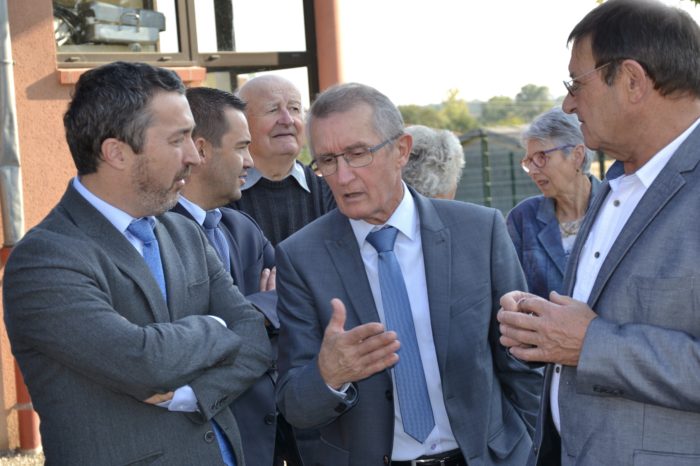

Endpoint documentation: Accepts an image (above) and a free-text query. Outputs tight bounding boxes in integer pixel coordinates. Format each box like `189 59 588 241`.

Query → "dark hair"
306 82 403 156
568 0 700 98
64 61 185 175
186 87 246 147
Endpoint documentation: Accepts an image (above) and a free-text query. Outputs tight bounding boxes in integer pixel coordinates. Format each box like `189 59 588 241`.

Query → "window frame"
54 0 320 96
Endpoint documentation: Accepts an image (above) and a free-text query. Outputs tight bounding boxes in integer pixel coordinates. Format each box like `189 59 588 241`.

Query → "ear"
194 137 210 165
620 59 652 103
571 144 586 171
100 137 129 170
396 133 413 168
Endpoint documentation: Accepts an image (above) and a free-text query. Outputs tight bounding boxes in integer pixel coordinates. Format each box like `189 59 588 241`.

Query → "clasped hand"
318 298 400 389
497 290 597 366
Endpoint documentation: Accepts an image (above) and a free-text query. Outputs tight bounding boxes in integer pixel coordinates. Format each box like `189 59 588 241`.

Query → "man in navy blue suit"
171 87 285 465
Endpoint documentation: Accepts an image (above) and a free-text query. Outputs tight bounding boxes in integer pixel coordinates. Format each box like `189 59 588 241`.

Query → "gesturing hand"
497 291 597 366
318 298 400 389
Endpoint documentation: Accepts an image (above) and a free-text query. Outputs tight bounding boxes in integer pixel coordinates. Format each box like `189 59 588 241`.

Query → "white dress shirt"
550 117 700 432
349 183 459 460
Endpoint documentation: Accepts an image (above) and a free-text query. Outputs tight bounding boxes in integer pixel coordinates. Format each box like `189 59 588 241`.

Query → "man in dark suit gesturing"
275 82 542 466
3 62 272 465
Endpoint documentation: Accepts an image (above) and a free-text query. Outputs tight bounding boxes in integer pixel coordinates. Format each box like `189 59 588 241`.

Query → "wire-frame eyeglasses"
563 61 612 97
521 144 575 173
311 133 403 176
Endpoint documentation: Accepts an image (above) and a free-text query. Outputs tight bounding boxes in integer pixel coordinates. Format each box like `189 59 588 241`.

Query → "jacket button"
385 390 393 401
264 413 276 425
204 430 216 443
334 402 346 413
383 455 390 464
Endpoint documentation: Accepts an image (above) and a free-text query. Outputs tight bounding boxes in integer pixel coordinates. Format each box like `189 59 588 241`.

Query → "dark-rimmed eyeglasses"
520 144 575 173
311 133 403 176
563 62 612 97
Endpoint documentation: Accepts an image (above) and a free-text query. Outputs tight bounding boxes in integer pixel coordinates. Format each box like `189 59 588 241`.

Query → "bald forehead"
239 76 300 103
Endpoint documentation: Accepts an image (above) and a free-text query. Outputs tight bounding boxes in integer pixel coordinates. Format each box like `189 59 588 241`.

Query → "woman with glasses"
506 107 602 298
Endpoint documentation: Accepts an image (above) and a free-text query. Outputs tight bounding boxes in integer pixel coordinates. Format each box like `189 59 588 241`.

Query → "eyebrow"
317 141 369 157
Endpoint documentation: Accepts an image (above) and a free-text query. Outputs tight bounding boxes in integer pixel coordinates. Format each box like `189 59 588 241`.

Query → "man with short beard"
3 61 272 466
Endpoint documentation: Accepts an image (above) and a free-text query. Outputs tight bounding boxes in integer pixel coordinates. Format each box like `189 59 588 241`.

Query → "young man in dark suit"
172 86 298 466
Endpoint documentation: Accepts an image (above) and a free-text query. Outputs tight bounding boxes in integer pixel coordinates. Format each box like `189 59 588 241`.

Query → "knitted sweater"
229 163 336 246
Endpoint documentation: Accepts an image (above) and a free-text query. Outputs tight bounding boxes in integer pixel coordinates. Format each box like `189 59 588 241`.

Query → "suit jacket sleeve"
274 241 355 429
187 243 273 420
3 227 270 405
488 210 543 434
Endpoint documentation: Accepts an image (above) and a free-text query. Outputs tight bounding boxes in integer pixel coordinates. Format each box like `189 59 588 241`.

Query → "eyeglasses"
311 133 403 176
563 61 612 97
520 144 575 173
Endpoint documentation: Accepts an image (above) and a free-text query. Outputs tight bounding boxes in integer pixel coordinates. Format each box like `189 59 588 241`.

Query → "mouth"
174 169 191 189
272 132 296 139
341 191 364 201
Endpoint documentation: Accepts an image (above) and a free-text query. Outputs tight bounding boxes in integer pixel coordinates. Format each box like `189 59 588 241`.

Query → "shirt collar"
177 196 207 226
241 161 311 193
72 177 143 234
349 182 418 248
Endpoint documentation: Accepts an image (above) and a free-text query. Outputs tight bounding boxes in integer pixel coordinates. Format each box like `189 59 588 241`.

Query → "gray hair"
403 125 465 198
522 107 593 174
306 82 404 156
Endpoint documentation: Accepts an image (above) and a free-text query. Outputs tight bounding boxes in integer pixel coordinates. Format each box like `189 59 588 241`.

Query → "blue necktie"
128 217 236 465
127 218 167 299
202 212 237 465
203 209 231 273
366 226 435 442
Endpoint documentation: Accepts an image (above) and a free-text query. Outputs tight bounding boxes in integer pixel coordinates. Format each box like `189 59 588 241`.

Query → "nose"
184 137 201 166
334 156 355 185
277 108 294 125
242 148 253 169
562 93 576 114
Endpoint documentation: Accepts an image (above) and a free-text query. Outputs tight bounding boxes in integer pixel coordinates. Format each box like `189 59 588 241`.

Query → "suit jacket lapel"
61 184 170 322
412 191 451 372
219 227 246 287
170 203 245 286
154 218 187 321
324 211 380 325
536 198 567 276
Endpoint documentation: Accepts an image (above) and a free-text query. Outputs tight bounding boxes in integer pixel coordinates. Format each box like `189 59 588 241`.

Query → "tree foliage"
400 84 556 131
399 89 476 133
515 84 552 121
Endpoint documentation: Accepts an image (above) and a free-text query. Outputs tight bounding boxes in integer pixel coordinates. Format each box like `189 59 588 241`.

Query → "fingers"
497 308 538 330
319 298 398 388
267 266 276 290
507 344 546 362
143 391 174 405
259 267 277 292
549 290 574 306
499 290 537 311
499 320 539 348
325 298 348 336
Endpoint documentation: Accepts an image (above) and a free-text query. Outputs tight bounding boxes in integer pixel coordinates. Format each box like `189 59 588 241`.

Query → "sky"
335 0 700 105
